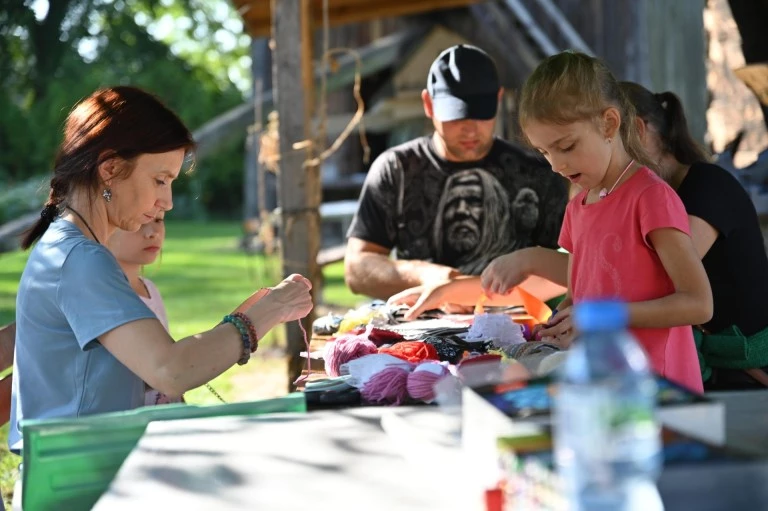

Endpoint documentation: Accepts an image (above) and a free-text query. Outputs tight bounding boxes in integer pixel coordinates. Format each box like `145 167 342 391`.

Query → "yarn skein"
361 365 411 405
324 333 378 377
406 362 450 403
378 341 439 363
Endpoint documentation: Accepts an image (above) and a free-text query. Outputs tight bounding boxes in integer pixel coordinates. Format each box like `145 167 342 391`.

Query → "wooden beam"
272 0 321 388
325 0 479 27
237 0 482 37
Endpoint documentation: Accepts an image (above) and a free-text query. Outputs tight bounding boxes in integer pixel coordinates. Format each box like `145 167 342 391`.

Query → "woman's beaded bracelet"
232 312 260 353
221 314 251 365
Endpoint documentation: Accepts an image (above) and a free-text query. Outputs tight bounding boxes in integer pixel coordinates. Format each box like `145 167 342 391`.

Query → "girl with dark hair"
623 81 768 390
9 87 313 451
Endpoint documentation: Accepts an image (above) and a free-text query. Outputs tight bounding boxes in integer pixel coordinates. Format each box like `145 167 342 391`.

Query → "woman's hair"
22 86 195 249
518 51 651 166
620 81 708 165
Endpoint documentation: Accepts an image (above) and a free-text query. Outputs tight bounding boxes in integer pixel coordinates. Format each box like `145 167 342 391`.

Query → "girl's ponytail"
654 91 709 165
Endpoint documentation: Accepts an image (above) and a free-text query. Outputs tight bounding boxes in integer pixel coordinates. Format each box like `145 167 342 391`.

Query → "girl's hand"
536 306 574 343
481 251 532 296
541 329 576 350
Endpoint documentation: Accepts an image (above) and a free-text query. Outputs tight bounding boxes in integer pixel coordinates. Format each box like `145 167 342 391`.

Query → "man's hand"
388 283 451 321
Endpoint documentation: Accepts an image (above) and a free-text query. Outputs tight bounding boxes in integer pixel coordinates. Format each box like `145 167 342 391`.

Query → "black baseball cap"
427 45 500 122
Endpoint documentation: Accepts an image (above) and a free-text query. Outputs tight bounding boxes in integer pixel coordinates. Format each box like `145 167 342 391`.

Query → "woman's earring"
102 187 112 203
606 138 612 144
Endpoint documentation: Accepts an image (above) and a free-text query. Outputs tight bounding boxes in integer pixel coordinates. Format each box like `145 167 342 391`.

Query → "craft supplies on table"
300 295 558 407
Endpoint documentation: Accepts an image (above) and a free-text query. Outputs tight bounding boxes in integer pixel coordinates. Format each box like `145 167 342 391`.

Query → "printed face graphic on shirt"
512 187 540 234
434 168 513 274
442 171 485 252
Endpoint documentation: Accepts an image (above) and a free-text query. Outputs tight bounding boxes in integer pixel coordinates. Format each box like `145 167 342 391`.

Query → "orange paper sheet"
473 288 552 331
517 286 553 324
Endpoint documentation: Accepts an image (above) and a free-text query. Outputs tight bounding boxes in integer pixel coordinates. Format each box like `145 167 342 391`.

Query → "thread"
378 341 439 363
293 319 312 385
361 365 411 405
323 333 378 377
406 362 450 403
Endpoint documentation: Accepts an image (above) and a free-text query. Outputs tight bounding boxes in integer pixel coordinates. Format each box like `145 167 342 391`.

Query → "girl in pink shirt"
516 51 712 392
107 212 181 405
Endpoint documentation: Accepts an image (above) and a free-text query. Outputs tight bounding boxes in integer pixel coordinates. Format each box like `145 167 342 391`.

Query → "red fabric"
366 327 405 346
379 341 439 363
560 168 703 393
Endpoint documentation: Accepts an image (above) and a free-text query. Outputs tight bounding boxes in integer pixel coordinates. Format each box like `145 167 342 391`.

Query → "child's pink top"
139 277 169 331
139 277 182 406
559 167 703 393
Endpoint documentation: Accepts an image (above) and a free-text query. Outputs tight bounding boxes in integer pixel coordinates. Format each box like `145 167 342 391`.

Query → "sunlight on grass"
0 220 361 506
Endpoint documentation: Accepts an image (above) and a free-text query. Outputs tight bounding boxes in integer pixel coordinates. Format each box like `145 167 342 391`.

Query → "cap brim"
432 94 498 122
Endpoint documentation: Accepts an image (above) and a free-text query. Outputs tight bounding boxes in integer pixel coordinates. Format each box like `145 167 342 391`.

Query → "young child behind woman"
517 51 712 392
107 213 180 405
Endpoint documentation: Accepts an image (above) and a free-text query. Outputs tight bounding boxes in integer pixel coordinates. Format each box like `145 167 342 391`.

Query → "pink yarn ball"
406 362 450 403
361 366 411 405
324 334 378 377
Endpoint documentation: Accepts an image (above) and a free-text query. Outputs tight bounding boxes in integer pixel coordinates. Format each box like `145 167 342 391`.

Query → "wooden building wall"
519 0 708 143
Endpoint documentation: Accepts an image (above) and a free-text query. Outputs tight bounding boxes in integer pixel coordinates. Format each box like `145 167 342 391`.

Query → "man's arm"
344 237 459 299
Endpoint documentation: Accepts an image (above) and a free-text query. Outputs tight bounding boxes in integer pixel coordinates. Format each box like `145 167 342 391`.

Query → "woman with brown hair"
9 86 313 452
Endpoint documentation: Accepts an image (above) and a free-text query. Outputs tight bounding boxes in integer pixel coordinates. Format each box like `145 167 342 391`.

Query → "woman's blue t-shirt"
9 219 157 451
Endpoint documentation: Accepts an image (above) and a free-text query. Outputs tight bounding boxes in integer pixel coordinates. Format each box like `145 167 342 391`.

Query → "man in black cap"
344 44 568 300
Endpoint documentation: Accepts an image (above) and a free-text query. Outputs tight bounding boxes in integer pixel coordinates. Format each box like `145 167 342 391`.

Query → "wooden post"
272 0 321 389
244 38 273 224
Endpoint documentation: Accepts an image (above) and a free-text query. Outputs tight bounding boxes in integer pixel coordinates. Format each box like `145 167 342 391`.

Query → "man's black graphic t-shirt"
347 136 569 275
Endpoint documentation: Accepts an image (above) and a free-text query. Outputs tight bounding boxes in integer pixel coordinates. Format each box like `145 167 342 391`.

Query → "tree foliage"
0 0 250 218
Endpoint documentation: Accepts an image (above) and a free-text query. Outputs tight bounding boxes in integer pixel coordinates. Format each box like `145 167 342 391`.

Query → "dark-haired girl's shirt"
677 162 768 336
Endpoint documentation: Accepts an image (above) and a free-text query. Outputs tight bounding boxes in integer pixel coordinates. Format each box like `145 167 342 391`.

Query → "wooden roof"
232 0 482 37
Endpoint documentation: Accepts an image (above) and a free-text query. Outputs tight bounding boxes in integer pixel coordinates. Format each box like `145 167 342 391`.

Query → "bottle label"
555 386 660 482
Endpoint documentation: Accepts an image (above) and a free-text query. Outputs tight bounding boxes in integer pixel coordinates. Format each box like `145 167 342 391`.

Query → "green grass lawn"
0 220 364 507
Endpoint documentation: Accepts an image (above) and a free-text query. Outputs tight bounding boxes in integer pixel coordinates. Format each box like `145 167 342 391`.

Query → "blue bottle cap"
574 300 629 331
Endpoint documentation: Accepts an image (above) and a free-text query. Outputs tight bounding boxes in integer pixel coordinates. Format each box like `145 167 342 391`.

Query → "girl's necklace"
598 158 635 199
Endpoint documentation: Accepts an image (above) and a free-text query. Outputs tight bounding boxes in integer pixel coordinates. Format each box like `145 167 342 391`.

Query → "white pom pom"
466 313 525 349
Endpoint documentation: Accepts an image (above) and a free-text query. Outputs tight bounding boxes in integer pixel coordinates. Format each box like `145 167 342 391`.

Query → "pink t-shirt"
559 167 703 393
139 277 169 331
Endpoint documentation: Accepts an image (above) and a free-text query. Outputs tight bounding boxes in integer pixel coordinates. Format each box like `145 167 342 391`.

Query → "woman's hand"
240 274 313 328
265 274 314 323
481 250 533 296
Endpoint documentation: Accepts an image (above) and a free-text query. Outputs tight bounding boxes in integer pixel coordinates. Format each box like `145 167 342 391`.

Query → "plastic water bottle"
554 300 663 511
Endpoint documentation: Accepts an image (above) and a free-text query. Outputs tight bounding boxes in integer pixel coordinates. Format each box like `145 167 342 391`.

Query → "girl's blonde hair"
518 51 652 167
